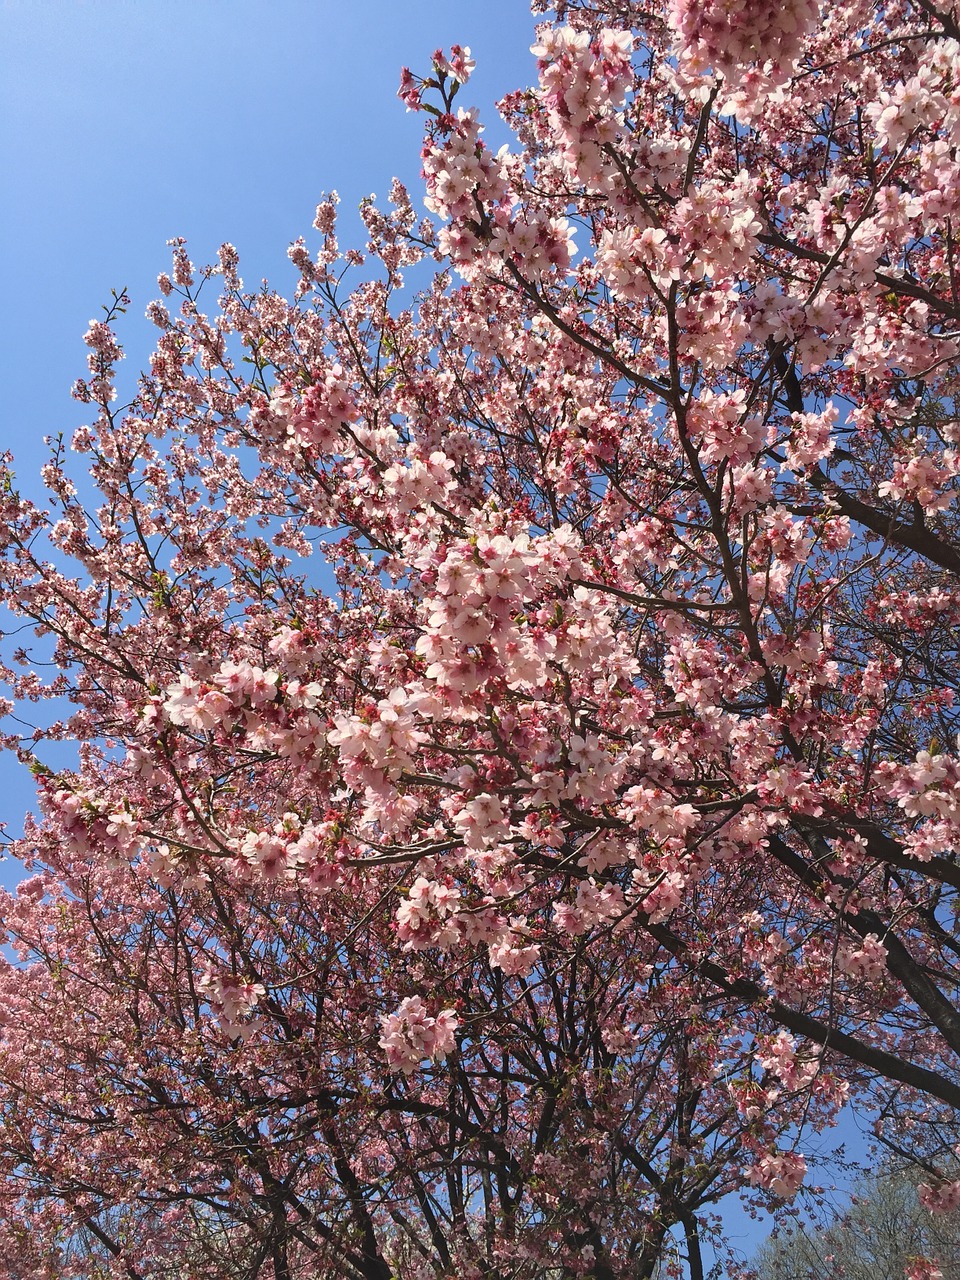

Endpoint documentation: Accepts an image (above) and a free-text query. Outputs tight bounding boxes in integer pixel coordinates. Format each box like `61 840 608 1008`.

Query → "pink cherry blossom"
378 996 458 1074
4 0 960 1269
748 1150 808 1199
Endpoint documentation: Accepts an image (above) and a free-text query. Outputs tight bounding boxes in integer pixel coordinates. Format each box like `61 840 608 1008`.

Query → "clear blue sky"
0 4 870 1264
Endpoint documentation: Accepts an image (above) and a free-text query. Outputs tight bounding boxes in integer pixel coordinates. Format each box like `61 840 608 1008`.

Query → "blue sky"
0 3 871 1262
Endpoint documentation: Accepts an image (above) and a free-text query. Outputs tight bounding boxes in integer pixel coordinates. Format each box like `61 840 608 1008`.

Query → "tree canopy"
3 0 960 1276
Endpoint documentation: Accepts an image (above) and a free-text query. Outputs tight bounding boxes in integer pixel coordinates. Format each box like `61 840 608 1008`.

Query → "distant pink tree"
4 0 960 1274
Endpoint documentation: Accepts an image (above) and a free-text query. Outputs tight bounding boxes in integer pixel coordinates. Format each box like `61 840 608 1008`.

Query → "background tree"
752 1163 960 1280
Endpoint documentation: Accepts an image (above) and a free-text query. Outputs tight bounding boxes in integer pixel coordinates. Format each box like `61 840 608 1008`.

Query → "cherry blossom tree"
0 833 843 1279
3 0 960 1274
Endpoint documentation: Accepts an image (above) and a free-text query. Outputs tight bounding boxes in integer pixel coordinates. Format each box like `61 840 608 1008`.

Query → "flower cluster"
918 1177 960 1214
747 1149 808 1199
197 970 266 1041
378 996 458 1075
668 0 818 82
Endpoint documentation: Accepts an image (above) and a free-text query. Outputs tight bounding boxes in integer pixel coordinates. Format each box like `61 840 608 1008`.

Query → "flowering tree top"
3 0 960 1275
